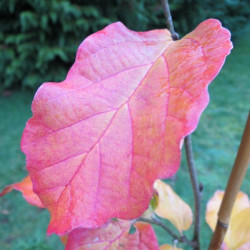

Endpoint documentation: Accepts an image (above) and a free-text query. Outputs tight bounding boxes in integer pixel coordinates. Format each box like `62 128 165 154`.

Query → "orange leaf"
60 235 68 245
154 180 192 233
0 175 44 208
160 244 183 250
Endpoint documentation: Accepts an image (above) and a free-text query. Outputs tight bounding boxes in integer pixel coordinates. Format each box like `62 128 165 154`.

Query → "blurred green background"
0 0 249 249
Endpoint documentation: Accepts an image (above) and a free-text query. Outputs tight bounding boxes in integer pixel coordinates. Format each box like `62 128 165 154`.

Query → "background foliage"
0 0 250 90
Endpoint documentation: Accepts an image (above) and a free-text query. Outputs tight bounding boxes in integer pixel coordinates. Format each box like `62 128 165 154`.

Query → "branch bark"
184 136 202 250
161 1 202 249
137 216 196 248
161 0 179 40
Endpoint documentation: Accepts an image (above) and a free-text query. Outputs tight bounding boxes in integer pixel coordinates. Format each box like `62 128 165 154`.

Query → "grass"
0 27 249 249
0 91 64 250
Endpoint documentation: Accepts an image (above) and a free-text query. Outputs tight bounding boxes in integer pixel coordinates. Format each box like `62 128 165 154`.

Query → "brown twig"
137 216 178 239
209 112 250 249
137 216 196 248
161 0 179 40
184 135 202 250
161 0 202 249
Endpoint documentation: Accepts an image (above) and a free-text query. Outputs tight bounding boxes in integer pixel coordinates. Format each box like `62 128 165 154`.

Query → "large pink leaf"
64 220 159 249
21 19 232 235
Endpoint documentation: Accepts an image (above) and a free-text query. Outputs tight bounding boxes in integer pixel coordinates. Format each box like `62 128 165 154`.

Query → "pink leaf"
64 220 159 250
21 19 232 234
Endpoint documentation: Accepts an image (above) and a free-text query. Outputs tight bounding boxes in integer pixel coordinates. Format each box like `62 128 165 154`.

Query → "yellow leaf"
141 209 154 219
237 242 250 250
206 191 250 250
231 192 249 218
227 208 250 249
154 180 193 234
160 244 183 250
206 191 224 230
